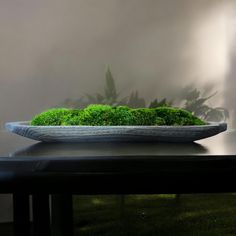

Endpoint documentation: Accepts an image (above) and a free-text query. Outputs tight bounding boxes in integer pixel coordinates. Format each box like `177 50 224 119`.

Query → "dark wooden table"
0 130 236 236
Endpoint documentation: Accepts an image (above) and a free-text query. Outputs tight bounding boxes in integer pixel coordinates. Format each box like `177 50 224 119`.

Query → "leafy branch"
59 67 229 122
182 88 229 122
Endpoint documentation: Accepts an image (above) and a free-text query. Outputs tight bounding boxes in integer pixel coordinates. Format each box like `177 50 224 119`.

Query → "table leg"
51 194 73 236
13 193 30 236
175 194 181 203
32 194 51 236
117 195 125 219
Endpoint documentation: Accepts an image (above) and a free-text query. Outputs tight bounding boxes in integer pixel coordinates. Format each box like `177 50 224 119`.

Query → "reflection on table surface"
12 141 208 157
2 130 236 158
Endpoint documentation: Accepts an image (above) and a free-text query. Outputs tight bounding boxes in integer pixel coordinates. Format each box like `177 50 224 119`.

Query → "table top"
1 130 236 194
1 130 236 158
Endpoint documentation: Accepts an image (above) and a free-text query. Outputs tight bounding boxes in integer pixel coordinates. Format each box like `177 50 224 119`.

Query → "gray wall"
0 0 236 127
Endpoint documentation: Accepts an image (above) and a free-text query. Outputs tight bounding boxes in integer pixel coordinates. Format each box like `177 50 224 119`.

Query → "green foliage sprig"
59 67 229 122
181 88 229 122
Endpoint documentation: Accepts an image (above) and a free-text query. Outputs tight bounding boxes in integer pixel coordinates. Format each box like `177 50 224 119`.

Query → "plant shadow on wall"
59 67 229 122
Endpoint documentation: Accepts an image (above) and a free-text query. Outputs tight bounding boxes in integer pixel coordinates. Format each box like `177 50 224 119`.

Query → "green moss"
131 108 157 125
31 105 206 126
61 109 81 125
79 105 135 125
155 117 166 125
31 108 71 126
79 104 113 125
154 107 206 126
109 106 135 125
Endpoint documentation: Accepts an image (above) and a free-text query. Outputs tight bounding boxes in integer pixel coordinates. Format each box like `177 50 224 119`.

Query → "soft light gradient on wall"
0 0 236 128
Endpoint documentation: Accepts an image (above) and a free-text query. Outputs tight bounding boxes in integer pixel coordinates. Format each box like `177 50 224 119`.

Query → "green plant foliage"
59 98 88 109
155 107 206 126
204 107 229 122
84 67 128 106
58 67 229 123
104 67 118 103
182 88 229 122
31 105 206 126
31 108 71 126
127 91 146 108
60 67 146 108
149 98 172 108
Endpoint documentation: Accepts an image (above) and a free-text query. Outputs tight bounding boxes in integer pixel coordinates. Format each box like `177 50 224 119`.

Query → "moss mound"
155 107 206 126
31 108 71 126
61 109 81 125
131 108 166 125
79 104 114 125
31 104 206 126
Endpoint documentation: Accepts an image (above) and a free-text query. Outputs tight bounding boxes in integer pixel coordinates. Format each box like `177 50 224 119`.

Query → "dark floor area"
74 194 236 236
2 194 236 236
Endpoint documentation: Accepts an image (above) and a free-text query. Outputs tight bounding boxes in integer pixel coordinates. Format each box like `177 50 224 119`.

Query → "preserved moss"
31 105 206 126
79 104 113 125
109 106 135 125
61 109 81 125
155 107 206 125
31 108 71 126
131 108 157 125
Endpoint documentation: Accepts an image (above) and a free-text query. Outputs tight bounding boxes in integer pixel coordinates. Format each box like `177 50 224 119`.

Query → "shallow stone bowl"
5 121 227 143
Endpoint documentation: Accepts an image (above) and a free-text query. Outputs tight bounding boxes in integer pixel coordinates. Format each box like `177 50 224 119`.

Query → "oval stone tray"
5 121 227 143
